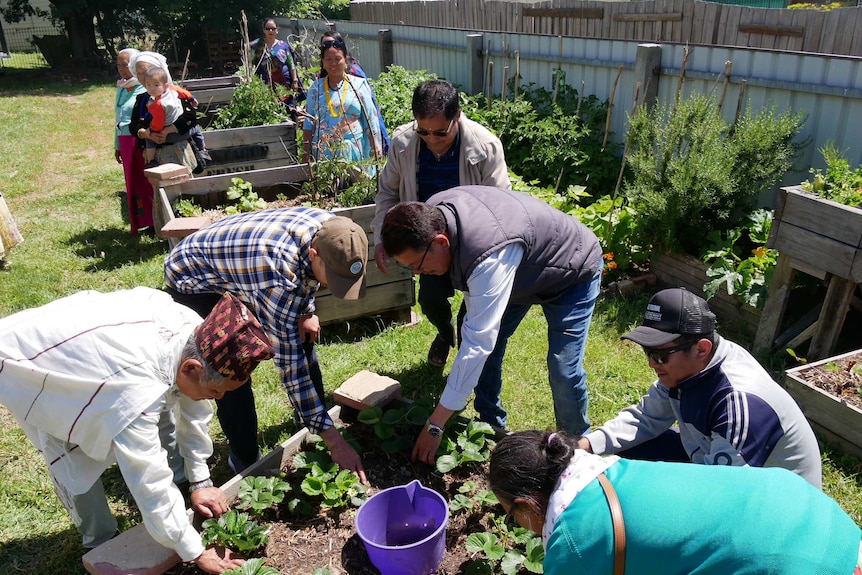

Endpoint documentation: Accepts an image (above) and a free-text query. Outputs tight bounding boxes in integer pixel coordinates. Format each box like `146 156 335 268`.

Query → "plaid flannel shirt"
164 207 335 433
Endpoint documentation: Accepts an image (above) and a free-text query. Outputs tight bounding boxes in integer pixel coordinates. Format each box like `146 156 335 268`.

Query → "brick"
159 216 212 239
333 370 401 411
82 524 180 575
144 163 191 187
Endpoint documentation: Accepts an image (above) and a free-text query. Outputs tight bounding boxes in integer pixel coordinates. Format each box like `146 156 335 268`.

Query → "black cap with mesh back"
621 288 716 348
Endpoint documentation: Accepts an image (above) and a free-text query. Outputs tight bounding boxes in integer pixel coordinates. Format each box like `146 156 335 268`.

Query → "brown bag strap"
597 472 626 575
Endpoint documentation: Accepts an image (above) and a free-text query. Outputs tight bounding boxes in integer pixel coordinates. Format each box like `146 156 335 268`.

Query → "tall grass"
0 75 859 575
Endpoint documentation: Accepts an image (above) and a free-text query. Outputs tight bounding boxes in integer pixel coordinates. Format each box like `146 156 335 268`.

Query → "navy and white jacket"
584 336 823 488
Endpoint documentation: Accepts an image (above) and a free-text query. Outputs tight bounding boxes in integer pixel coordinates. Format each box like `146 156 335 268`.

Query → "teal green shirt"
115 83 146 148
546 459 859 575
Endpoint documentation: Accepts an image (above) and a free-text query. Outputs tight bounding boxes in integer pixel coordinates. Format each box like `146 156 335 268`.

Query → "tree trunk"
62 11 99 63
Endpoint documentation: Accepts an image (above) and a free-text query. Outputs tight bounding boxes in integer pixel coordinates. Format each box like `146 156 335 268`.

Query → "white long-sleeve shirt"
440 243 524 411
0 287 214 561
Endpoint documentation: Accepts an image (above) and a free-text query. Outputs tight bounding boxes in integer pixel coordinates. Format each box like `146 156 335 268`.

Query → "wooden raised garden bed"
754 186 862 359
85 395 513 575
154 164 415 327
182 75 239 130
200 122 299 177
650 252 761 338
784 348 862 459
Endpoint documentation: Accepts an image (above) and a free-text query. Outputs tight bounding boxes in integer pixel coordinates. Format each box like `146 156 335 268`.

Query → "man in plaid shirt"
165 207 369 481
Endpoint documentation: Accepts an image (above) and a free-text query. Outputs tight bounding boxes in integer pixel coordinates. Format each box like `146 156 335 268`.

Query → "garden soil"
165 419 499 575
794 351 862 410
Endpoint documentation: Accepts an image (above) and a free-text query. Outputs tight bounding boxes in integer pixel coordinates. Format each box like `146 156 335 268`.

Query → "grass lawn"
1 72 860 574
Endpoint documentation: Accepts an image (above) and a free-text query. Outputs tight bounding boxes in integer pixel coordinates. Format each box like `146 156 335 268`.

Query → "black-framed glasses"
413 117 456 138
642 340 697 364
396 241 434 272
321 39 346 50
265 26 278 31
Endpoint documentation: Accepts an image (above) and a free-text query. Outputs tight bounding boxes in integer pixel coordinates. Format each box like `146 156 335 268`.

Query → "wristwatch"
189 478 214 492
426 421 444 438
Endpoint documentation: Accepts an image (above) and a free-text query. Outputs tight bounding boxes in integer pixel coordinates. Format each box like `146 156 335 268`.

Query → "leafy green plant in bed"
224 558 279 575
291 432 368 511
701 208 777 309
449 479 499 514
174 197 203 217
357 401 432 453
465 513 544 575
436 419 496 473
212 75 291 129
802 142 862 208
237 475 292 515
201 510 271 553
224 177 267 213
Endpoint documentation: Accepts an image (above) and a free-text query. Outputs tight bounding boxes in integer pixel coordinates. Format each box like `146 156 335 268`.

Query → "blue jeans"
473 267 602 435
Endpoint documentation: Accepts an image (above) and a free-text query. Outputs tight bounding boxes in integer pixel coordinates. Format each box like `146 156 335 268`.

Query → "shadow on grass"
65 226 167 271
0 68 111 97
0 525 90 574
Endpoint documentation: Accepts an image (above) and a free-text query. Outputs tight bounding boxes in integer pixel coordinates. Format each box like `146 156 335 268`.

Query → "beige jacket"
371 115 511 245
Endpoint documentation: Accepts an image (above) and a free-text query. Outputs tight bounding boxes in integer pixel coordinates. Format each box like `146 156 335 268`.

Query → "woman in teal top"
490 430 862 575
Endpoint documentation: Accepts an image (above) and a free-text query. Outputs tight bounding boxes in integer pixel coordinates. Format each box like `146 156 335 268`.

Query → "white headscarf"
129 50 174 85
117 48 140 89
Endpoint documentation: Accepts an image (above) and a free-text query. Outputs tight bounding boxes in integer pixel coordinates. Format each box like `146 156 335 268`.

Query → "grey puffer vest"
430 186 602 304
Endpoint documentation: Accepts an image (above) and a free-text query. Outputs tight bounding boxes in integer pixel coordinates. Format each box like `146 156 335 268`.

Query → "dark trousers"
618 427 691 463
165 287 324 472
418 273 466 347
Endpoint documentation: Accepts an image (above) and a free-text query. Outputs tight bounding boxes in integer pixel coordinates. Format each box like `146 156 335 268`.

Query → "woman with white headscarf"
114 48 154 235
128 51 203 214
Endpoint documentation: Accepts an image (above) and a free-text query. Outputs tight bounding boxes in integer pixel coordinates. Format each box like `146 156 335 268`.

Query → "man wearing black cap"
577 287 823 488
164 207 369 481
0 288 274 573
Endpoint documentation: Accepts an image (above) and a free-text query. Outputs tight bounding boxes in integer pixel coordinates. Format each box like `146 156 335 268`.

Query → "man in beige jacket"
372 79 510 368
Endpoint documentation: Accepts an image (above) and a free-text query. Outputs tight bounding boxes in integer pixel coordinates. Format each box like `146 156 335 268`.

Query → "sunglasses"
413 117 456 138
396 240 434 272
321 39 346 50
265 27 278 31
642 340 697 364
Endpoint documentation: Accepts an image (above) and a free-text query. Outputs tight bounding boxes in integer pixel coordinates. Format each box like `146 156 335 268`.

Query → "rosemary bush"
623 93 805 256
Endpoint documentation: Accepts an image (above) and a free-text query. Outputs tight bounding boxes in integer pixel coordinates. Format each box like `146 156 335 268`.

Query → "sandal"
427 334 451 368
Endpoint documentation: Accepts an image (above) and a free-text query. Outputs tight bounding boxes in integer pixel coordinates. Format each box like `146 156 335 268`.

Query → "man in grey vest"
381 186 602 464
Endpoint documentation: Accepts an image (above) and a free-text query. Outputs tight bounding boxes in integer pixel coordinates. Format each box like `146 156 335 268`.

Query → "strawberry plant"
224 558 279 575
299 461 368 510
436 420 495 473
449 480 498 513
201 510 271 553
237 475 292 515
465 514 544 575
357 401 432 453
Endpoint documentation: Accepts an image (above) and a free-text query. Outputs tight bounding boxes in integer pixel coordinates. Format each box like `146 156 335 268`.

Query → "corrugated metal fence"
350 0 862 57
289 17 862 201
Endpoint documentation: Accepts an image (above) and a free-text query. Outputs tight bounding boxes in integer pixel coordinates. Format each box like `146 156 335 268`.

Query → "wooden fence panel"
351 0 862 56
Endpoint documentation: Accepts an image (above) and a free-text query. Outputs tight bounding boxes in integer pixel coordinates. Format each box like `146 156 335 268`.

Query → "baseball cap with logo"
621 288 716 347
195 293 275 382
314 216 368 300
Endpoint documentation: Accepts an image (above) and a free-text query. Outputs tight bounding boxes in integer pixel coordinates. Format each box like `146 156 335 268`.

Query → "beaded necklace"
325 76 348 118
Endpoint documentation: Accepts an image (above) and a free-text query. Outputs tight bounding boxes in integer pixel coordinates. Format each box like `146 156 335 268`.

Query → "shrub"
370 66 438 131
465 76 623 196
623 93 805 256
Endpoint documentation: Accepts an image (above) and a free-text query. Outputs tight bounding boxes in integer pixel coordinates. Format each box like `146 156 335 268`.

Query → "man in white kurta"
0 287 272 574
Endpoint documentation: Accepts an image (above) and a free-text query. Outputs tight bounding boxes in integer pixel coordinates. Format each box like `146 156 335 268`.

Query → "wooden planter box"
784 349 862 459
200 123 298 177
155 165 415 326
753 186 862 359
650 252 762 338
182 75 239 130
83 405 343 575
769 186 862 283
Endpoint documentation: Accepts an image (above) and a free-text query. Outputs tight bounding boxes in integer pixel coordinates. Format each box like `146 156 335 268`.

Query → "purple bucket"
355 480 449 575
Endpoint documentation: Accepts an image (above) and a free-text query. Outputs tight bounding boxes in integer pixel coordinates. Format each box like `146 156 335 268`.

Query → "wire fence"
0 26 54 69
